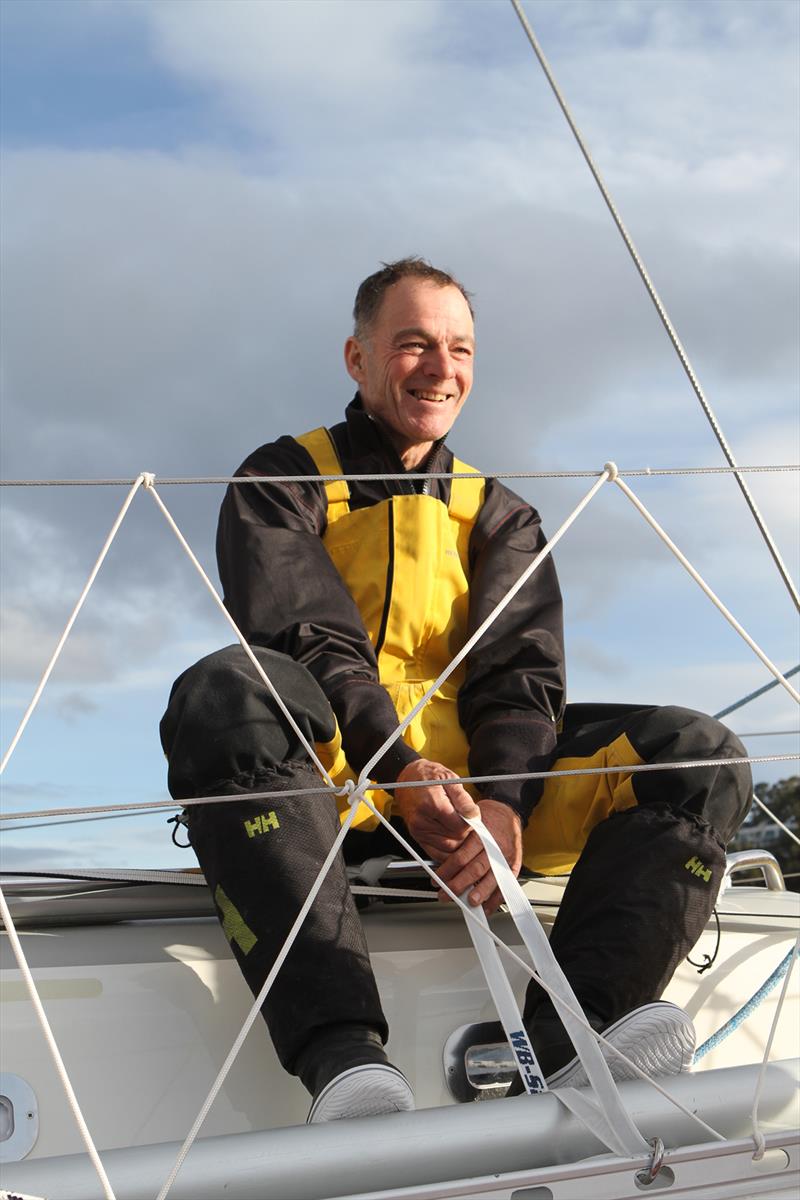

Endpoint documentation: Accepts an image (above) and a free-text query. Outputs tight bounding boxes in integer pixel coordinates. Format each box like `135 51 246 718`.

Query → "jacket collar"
345 394 447 477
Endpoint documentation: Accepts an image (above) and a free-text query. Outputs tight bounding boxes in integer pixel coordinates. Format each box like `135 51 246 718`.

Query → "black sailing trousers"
160 645 752 1074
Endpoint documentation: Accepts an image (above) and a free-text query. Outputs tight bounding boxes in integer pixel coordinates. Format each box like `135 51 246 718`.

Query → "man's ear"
344 336 365 385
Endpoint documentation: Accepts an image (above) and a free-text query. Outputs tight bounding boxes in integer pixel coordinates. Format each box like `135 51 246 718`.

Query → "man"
161 258 750 1121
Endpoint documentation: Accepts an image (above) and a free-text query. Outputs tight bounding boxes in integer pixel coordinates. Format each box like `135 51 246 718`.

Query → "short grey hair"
353 257 474 338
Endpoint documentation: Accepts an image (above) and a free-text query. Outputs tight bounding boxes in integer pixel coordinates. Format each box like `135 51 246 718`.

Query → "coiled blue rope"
693 947 796 1063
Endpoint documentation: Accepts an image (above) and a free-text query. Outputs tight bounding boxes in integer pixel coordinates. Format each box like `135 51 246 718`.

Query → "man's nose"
422 344 454 379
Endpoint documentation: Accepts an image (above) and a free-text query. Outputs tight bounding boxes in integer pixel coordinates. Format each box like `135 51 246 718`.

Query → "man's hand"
435 799 522 916
394 759 479 860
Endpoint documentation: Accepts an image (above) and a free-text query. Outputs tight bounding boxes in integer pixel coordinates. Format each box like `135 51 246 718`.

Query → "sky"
1 0 798 872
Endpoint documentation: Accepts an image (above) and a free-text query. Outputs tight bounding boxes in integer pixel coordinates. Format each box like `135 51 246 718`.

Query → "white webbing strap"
461 893 547 1096
463 814 650 1158
553 1086 645 1160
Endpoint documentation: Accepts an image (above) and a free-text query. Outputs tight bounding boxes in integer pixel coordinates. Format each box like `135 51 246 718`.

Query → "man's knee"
159 645 336 800
165 645 256 717
630 705 751 843
160 645 272 754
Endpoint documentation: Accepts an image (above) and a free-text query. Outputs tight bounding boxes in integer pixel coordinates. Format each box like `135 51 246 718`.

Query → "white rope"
3 753 796 826
614 476 800 704
142 479 336 789
509 0 800 614
358 792 727 1144
0 475 145 775
358 468 613 784
750 935 799 1160
0 787 335 823
0 884 117 1200
752 795 800 848
2 464 797 486
154 789 362 1200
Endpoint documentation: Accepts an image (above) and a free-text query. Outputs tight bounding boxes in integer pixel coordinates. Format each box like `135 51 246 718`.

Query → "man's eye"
402 342 426 351
452 346 472 358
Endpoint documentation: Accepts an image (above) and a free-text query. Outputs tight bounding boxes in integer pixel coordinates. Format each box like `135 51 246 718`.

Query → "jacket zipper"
373 498 395 657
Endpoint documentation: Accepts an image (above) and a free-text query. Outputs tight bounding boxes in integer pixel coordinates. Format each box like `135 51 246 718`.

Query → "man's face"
344 278 475 468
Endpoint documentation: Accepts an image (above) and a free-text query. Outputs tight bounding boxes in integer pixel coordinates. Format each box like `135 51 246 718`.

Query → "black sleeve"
459 479 565 824
216 437 418 783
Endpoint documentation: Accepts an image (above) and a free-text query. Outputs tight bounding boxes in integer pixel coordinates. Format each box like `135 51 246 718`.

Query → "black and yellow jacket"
217 397 565 830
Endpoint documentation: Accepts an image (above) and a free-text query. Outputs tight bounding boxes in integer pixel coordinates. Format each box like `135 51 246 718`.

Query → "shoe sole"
547 1001 695 1090
307 1064 415 1123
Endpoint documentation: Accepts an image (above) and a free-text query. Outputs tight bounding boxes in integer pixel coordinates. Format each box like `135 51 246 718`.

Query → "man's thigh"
522 702 749 873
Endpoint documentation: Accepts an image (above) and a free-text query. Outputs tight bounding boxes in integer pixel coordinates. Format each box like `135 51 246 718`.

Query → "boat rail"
724 850 786 892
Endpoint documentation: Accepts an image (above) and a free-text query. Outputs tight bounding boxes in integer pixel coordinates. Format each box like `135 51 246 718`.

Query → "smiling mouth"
408 389 454 403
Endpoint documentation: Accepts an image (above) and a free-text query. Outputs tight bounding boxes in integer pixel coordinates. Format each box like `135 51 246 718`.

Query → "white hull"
1 871 798 1198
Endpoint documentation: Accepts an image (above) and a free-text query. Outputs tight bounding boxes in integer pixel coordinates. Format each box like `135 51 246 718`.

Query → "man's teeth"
411 390 450 402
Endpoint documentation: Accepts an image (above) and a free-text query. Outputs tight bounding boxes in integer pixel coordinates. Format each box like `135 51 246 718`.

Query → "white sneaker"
547 1001 695 1090
307 1063 415 1123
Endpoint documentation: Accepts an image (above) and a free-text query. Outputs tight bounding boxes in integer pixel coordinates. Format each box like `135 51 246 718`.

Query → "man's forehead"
376 279 474 332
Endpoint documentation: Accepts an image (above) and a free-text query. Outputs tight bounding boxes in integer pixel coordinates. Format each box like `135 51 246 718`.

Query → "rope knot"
602 461 619 482
140 472 156 490
335 779 358 802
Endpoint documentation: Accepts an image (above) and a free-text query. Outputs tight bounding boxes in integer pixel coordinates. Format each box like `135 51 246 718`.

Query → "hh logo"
685 855 712 883
243 811 280 839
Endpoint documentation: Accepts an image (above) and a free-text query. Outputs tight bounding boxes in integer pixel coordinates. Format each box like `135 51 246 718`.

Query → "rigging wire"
714 666 800 719
4 755 797 827
752 794 800 848
509 0 800 614
1 463 797 486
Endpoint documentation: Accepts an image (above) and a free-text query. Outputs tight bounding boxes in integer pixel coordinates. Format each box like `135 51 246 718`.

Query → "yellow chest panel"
295 427 485 825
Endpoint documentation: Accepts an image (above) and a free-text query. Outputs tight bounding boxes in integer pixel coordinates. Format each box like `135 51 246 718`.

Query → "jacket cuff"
468 715 557 825
328 679 420 783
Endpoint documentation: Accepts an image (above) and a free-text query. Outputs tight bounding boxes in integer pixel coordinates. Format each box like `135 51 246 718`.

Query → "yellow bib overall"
295 427 485 830
296 428 646 872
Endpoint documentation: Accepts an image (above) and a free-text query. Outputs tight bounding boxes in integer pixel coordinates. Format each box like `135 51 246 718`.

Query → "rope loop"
603 460 619 482
635 1136 665 1185
140 471 156 489
335 779 359 803
752 1130 766 1162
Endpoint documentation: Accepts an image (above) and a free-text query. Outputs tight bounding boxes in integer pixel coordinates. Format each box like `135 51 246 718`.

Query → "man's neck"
364 411 434 471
